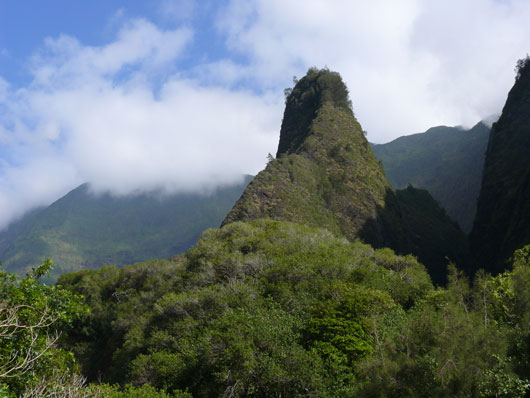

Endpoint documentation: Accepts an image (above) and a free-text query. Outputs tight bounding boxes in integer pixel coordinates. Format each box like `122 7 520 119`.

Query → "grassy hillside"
371 122 490 232
0 177 252 280
471 57 530 273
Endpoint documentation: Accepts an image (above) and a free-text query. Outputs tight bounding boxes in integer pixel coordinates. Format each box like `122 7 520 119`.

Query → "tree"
0 260 85 396
515 55 530 80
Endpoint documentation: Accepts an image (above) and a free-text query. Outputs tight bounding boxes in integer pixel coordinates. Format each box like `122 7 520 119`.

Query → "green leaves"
0 260 85 395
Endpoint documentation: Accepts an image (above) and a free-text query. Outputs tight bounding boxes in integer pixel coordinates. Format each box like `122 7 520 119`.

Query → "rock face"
224 69 470 284
471 58 530 274
372 122 490 233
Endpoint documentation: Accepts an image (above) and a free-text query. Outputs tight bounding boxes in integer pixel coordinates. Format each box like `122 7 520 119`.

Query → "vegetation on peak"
515 55 530 81
277 68 353 157
471 57 530 274
225 68 389 236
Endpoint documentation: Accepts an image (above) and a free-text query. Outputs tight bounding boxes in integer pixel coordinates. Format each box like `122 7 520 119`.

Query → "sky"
0 0 529 230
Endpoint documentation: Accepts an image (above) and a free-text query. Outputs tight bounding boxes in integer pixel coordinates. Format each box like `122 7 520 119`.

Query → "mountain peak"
224 68 389 239
276 68 353 157
224 69 470 283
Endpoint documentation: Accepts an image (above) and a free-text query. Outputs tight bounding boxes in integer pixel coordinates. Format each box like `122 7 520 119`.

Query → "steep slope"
225 69 389 239
371 122 490 232
224 69 469 283
0 176 252 280
471 57 530 274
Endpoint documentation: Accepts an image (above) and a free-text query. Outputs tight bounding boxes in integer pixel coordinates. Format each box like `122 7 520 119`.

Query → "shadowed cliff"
471 57 530 274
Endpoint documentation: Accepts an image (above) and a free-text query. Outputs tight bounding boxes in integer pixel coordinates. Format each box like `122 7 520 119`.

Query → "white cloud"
158 0 196 21
218 0 530 142
30 19 193 89
0 18 281 230
2 1 530 230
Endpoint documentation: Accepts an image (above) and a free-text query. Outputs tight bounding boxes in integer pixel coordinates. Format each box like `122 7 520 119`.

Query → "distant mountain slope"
224 68 470 283
471 58 530 274
371 122 490 232
0 176 252 280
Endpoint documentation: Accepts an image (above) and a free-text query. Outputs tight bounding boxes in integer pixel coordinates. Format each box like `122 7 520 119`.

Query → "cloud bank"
1 0 530 230
0 18 281 230
218 0 530 142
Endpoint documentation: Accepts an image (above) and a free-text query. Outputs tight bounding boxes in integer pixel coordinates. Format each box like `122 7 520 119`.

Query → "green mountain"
224 68 469 283
470 57 530 274
0 177 252 280
371 122 490 232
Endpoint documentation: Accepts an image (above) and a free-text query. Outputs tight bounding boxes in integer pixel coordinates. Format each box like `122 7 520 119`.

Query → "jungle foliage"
54 221 530 397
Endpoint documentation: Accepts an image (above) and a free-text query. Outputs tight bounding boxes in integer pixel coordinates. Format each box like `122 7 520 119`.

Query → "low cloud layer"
0 18 281 230
1 1 530 230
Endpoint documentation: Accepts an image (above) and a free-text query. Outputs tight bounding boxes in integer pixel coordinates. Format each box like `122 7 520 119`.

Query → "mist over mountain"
372 122 490 232
4 1 530 395
0 177 252 280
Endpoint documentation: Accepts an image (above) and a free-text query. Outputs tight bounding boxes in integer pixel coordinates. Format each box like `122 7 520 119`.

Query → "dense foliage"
0 260 85 396
58 220 432 396
471 57 530 273
0 260 190 397
0 177 251 281
371 122 490 232
56 220 530 397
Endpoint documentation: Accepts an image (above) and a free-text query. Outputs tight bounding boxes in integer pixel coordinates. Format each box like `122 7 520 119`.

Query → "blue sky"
0 1 235 88
0 0 529 230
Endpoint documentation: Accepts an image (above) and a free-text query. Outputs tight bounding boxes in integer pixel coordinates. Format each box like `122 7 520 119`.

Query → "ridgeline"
372 122 490 233
0 177 252 281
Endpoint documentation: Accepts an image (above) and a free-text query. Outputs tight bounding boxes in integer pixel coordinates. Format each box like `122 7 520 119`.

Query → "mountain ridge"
371 121 490 232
